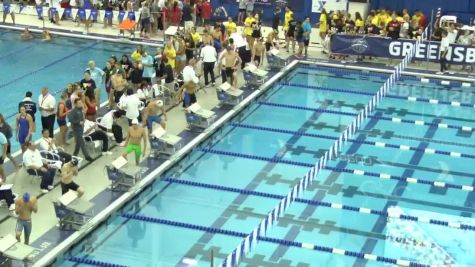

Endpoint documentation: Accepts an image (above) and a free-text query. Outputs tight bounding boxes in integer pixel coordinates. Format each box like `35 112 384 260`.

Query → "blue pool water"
55 64 475 266
0 29 149 151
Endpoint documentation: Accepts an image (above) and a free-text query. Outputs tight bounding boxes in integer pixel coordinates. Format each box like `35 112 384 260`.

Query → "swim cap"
23 192 30 202
156 100 163 107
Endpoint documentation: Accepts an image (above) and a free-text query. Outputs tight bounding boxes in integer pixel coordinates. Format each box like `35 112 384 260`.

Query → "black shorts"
6 142 11 155
114 90 124 103
142 77 152 84
239 8 246 12
61 181 79 195
286 30 295 38
265 42 272 51
254 56 261 65
0 157 4 165
304 39 310 46
225 67 234 78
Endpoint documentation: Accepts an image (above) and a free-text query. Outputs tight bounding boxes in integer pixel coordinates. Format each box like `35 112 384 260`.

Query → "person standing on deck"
123 118 147 165
0 114 20 170
68 99 94 161
38 87 56 139
15 193 37 245
86 61 105 110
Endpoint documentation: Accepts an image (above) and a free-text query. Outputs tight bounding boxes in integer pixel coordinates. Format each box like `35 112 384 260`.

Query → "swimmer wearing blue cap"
15 192 37 245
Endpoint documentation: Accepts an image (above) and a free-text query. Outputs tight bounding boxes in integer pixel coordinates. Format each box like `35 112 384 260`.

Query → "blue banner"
331 34 475 65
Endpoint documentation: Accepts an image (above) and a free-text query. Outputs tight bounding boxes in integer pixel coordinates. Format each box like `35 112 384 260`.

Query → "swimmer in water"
20 28 33 40
42 30 52 41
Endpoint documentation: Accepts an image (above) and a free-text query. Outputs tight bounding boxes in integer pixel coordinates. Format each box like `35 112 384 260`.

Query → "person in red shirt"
201 0 212 25
386 15 400 40
171 1 182 26
418 11 428 29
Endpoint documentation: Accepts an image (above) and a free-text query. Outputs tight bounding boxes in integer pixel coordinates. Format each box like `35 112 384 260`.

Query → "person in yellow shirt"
244 12 255 48
319 8 328 41
355 12 364 33
225 16 237 36
190 27 201 47
131 45 144 62
163 40 176 69
284 5 293 33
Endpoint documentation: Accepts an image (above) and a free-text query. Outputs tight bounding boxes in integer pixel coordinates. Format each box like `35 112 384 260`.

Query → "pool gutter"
33 60 299 267
300 60 475 83
0 24 162 47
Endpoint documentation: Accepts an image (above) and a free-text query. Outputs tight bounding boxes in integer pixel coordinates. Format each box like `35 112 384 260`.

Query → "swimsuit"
17 115 30 145
183 92 197 108
126 143 142 158
146 115 161 129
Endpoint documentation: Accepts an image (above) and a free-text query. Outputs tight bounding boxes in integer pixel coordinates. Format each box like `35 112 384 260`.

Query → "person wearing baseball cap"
15 192 37 245
122 118 148 165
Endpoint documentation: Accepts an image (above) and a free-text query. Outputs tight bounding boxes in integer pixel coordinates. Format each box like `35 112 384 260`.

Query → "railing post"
210 249 214 267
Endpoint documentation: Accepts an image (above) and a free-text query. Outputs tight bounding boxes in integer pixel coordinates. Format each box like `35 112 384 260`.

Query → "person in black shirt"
185 33 195 62
120 54 133 75
18 91 37 122
79 71 97 92
128 61 143 90
286 19 297 53
163 57 175 93
272 7 281 32
295 21 305 58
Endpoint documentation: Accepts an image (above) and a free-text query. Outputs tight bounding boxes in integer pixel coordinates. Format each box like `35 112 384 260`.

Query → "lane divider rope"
162 177 475 231
231 123 475 159
63 256 128 267
121 213 429 267
200 148 474 192
259 100 474 133
280 82 475 109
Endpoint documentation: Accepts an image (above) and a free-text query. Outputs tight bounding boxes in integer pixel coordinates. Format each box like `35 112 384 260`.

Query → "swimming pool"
0 29 150 151
51 63 475 266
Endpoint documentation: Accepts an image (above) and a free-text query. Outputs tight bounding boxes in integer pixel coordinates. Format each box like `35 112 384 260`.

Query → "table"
0 235 35 261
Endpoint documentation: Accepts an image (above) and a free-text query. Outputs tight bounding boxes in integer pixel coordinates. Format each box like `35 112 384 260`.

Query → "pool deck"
1 11 474 266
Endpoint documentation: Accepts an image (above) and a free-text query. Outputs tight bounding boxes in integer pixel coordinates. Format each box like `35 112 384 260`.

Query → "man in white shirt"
200 42 217 87
439 31 450 74
38 87 56 138
183 58 199 83
86 60 105 109
119 89 142 125
83 119 112 155
446 24 458 44
23 142 55 193
38 129 73 163
98 110 125 145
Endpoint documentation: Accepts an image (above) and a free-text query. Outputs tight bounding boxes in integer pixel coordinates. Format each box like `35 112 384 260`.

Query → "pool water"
0 29 148 151
56 65 475 266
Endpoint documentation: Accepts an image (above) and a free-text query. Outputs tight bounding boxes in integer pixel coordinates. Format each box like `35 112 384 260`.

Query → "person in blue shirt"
302 17 312 56
18 91 37 122
86 60 105 109
140 50 154 85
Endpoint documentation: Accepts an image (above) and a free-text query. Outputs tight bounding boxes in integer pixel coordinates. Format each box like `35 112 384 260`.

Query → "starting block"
217 82 244 106
0 234 35 263
54 190 93 230
150 125 182 157
267 49 290 70
106 157 143 191
186 103 216 131
243 64 268 90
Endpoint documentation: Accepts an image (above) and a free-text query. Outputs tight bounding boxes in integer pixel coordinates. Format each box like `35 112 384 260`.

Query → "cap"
131 118 139 125
23 192 30 202
156 100 164 107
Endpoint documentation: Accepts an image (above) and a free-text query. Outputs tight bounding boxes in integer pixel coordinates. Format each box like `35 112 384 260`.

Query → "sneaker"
85 157 94 162
212 82 216 86
47 185 54 190
205 84 210 88
41 189 49 194
9 204 15 211
102 151 113 156
118 142 126 147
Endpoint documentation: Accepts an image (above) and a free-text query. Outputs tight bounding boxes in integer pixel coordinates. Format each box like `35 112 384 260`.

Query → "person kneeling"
23 142 55 193
60 159 84 197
